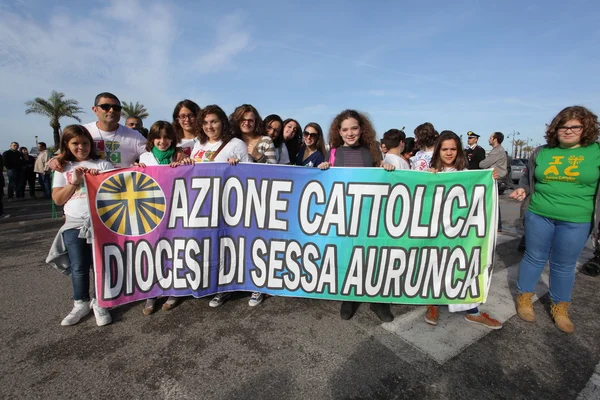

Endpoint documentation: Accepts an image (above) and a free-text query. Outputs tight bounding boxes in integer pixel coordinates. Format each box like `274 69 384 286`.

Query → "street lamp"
508 130 520 158
35 135 38 145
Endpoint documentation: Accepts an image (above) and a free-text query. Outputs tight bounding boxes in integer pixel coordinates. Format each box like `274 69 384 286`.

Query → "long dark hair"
430 130 467 171
264 114 284 147
172 99 201 141
303 122 327 158
282 118 302 161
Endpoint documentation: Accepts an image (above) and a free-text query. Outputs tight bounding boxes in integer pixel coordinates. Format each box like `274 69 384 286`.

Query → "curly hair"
264 114 284 147
58 125 99 167
198 105 235 145
430 130 467 172
146 121 178 152
304 122 327 159
545 106 600 148
414 122 439 150
172 99 201 142
328 109 382 165
230 104 264 138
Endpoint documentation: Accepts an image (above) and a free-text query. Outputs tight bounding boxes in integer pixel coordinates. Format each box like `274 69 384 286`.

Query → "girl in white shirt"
425 131 502 330
50 125 114 326
137 121 193 315
191 105 251 165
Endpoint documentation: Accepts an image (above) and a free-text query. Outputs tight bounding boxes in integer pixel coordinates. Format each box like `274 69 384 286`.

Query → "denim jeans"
63 228 92 302
38 173 51 197
7 168 24 198
517 211 591 303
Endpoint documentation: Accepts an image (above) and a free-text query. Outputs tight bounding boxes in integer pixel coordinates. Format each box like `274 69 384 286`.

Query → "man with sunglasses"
49 93 146 171
82 92 147 168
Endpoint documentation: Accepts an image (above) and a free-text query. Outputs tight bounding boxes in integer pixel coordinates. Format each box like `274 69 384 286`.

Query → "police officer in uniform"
465 131 486 170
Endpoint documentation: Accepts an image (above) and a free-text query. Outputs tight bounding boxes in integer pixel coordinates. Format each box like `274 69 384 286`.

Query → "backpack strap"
209 140 229 162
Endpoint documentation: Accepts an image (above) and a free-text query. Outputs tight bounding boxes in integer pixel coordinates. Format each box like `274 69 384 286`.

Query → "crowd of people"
10 91 597 335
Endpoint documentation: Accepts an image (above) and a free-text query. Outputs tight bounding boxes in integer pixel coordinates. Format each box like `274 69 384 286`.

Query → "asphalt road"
1 191 599 400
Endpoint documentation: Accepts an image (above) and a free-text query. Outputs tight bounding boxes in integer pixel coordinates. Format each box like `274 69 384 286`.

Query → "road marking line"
577 361 600 400
379 246 594 365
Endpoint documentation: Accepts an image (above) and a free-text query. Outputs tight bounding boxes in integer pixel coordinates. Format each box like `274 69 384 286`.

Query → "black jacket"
465 145 486 170
2 149 23 170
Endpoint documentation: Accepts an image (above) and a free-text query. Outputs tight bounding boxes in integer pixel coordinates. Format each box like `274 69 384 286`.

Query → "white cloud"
0 1 251 148
192 13 253 74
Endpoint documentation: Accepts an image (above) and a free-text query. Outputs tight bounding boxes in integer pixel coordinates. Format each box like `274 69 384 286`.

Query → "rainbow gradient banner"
85 163 498 308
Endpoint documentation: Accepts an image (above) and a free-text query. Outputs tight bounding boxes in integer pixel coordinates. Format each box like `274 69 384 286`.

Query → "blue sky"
1 0 599 154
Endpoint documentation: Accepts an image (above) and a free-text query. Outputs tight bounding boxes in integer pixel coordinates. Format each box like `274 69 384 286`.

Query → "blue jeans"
63 228 92 302
7 168 24 198
38 173 51 197
517 211 591 302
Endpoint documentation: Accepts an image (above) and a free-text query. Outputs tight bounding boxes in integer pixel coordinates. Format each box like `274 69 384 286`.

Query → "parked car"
516 158 528 165
511 159 526 183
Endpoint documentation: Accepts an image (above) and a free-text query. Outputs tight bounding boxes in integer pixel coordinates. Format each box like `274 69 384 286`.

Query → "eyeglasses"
303 131 318 139
97 104 122 112
178 114 196 121
241 118 255 124
557 125 583 133
266 125 281 134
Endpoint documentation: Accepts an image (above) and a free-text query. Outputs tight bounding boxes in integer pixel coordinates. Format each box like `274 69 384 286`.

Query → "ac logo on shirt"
543 155 583 182
105 140 122 165
96 171 166 236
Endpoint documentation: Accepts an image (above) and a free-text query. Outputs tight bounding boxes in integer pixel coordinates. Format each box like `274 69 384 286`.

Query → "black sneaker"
340 301 357 320
370 303 394 322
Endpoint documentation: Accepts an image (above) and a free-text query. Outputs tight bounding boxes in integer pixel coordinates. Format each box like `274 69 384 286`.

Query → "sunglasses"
96 104 122 112
303 131 318 138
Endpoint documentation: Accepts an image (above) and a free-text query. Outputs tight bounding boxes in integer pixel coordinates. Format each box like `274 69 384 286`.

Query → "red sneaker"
425 305 439 326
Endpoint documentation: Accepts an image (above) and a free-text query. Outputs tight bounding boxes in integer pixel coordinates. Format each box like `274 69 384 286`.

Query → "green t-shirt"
529 143 600 222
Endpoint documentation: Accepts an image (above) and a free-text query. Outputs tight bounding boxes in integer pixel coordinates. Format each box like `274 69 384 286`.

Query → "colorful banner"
85 163 498 308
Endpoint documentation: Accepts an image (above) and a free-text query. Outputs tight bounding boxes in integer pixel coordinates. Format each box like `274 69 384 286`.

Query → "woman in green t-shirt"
510 106 600 333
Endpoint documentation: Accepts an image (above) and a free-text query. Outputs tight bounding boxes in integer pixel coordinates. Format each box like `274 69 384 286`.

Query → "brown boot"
550 302 574 333
516 292 536 322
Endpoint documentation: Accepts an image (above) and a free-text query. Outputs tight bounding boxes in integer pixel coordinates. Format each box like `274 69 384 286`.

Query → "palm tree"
522 145 534 159
121 101 149 120
513 139 526 158
25 91 84 148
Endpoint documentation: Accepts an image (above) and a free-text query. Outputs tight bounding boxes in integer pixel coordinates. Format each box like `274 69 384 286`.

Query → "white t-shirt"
53 159 114 219
139 151 177 166
178 138 196 157
411 150 434 171
83 122 147 168
191 138 251 163
383 153 410 170
276 144 290 164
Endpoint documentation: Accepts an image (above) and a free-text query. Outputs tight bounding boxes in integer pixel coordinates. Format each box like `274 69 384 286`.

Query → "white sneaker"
209 293 231 308
248 292 264 307
61 300 91 326
91 299 112 326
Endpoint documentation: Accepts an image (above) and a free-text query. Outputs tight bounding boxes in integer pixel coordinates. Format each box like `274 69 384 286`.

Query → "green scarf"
151 146 176 165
